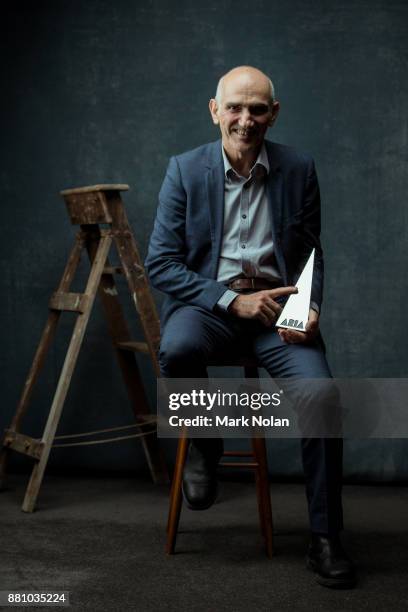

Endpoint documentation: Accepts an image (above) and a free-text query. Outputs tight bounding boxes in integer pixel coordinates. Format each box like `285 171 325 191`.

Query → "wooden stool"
166 360 273 558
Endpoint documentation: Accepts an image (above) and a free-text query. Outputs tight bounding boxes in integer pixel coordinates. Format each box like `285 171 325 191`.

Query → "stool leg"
253 450 266 539
166 434 189 554
252 437 274 558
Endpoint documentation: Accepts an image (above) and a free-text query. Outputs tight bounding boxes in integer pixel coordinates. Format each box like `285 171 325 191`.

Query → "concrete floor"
1 474 408 610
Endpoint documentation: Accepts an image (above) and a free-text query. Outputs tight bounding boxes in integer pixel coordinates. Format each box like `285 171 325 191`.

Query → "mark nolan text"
216 415 290 427
167 415 290 428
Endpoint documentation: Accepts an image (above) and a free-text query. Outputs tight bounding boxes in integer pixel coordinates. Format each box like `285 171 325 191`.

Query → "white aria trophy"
276 249 315 332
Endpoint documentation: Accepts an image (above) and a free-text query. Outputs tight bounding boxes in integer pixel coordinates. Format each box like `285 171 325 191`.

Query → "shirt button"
241 244 246 249
242 214 247 219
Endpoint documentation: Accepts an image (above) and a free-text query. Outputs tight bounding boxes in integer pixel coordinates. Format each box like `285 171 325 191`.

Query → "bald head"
215 66 275 107
209 65 280 165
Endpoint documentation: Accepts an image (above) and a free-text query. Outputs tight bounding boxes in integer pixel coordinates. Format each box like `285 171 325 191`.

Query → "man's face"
209 72 279 157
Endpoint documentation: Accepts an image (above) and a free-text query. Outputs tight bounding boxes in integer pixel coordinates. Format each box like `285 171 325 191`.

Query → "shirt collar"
222 142 270 180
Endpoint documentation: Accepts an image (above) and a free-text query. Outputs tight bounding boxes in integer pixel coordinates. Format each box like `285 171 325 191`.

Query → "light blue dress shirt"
216 143 319 315
217 143 282 311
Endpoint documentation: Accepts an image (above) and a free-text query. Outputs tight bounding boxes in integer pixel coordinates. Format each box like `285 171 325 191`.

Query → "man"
145 66 355 588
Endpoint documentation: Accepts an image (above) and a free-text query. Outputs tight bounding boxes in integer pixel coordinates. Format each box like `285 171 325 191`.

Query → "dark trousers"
159 305 343 535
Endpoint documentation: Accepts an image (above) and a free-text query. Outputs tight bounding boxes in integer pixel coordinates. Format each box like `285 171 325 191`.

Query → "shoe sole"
181 482 218 511
306 557 357 589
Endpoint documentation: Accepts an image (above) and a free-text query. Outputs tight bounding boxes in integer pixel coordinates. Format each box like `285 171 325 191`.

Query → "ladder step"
116 341 149 354
49 291 89 313
3 430 44 460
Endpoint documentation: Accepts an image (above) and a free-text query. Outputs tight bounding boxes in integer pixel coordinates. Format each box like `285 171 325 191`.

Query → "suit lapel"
265 141 283 238
266 166 283 241
205 141 225 279
265 142 288 283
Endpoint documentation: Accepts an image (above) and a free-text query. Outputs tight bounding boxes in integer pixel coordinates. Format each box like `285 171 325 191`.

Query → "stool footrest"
219 461 258 468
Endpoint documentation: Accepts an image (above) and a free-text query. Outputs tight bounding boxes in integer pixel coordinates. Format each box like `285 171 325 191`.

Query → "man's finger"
268 286 298 299
305 320 318 333
260 303 277 325
279 328 307 343
278 329 288 342
264 298 282 315
287 330 306 343
258 310 273 326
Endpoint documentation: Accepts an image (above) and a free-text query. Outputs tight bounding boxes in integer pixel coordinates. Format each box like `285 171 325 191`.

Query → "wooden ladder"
0 184 168 512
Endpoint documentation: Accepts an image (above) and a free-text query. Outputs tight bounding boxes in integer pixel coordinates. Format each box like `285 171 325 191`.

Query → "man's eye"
227 105 241 112
250 105 269 116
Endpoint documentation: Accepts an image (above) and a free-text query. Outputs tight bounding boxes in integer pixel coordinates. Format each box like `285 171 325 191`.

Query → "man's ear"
209 98 220 125
268 100 280 127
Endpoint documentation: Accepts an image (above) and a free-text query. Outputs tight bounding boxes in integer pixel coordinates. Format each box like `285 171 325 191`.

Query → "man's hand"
277 308 319 344
228 286 298 327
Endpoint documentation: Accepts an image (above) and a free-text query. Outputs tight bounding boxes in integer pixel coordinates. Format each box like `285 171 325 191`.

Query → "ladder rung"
3 430 44 460
116 341 149 354
49 291 89 313
103 266 123 275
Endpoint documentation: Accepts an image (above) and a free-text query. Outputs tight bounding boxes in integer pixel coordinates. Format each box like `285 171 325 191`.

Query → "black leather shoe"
306 534 356 589
182 438 223 510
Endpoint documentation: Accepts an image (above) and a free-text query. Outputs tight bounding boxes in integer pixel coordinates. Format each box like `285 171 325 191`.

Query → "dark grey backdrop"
1 0 407 480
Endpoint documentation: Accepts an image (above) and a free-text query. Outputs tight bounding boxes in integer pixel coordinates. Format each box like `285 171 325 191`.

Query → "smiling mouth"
233 128 255 139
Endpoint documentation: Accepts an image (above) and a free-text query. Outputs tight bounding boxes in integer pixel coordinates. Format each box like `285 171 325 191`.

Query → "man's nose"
238 108 254 126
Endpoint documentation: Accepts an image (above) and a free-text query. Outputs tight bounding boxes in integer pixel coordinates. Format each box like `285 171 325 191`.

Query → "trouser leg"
159 305 239 378
253 330 344 535
159 305 239 463
301 437 343 534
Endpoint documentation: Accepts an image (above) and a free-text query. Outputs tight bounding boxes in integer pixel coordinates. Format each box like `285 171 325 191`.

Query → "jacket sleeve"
294 157 324 310
144 156 228 311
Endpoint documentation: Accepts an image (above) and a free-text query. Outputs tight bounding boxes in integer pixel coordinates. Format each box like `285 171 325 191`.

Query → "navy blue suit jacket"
145 139 324 329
